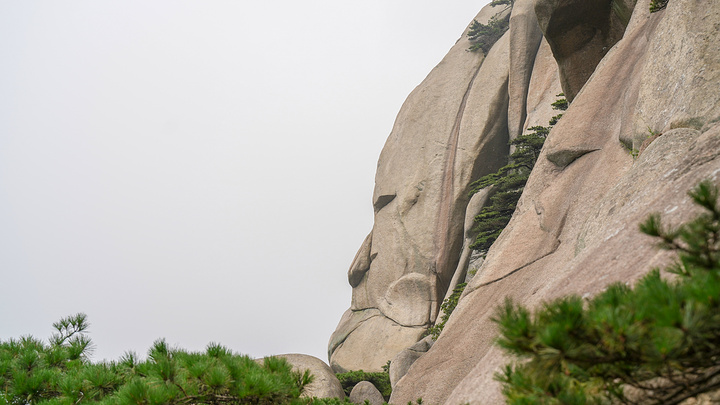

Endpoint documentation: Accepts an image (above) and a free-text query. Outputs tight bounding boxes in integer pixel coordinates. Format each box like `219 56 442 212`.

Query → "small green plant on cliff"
336 370 391 401
467 1 513 54
0 314 314 405
494 180 720 404
428 282 467 340
468 95 568 253
624 126 660 160
650 0 669 12
550 94 568 111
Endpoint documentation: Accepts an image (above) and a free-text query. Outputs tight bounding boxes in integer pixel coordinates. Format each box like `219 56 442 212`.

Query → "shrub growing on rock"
428 283 467 340
467 0 514 54
494 181 720 404
650 0 669 12
467 13 511 54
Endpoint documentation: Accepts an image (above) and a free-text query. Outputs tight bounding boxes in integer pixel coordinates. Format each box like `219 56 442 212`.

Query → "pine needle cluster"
0 315 318 405
467 13 511 54
467 0 514 54
469 95 567 253
428 283 467 341
494 181 720 404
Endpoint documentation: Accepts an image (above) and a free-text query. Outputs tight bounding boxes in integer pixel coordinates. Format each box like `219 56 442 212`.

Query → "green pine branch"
467 5 512 54
494 180 720 404
468 95 567 254
0 323 318 405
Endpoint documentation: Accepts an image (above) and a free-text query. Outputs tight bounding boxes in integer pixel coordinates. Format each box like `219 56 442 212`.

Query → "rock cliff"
330 0 720 403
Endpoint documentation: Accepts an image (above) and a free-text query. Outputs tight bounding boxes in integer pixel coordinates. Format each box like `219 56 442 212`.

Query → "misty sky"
0 1 489 363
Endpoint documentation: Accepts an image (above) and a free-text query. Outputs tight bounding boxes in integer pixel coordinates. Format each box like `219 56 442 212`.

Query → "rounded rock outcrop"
348 381 385 405
270 354 345 399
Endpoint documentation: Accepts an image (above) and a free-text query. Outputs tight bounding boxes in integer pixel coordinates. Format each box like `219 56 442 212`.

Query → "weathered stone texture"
328 2 511 373
508 0 544 141
328 309 424 374
523 38 563 131
533 0 636 101
390 0 720 403
388 336 434 389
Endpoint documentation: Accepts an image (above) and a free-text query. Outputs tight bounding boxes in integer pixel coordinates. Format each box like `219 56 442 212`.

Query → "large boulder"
349 381 385 405
328 2 512 373
270 354 345 399
390 0 720 403
328 309 428 373
388 336 434 389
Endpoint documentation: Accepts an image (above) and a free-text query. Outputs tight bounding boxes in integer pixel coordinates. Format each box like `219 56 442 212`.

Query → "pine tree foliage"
467 1 513 54
650 0 669 12
494 181 720 405
469 96 566 253
428 283 468 341
0 315 322 405
550 98 568 111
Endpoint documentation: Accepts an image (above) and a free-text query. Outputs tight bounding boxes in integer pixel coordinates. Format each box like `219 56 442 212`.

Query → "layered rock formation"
331 0 720 403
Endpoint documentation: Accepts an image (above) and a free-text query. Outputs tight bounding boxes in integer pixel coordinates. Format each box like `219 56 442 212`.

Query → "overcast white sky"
0 1 489 363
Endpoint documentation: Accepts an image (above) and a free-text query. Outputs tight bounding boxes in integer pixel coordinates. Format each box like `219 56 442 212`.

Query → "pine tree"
467 0 514 54
469 96 566 253
494 181 720 404
467 13 511 54
427 283 468 340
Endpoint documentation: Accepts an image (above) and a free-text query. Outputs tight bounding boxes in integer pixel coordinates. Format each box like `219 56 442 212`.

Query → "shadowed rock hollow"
329 0 720 403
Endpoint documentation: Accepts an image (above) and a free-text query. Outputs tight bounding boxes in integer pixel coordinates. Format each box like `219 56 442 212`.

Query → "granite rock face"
328 3 512 373
388 0 720 403
332 0 720 402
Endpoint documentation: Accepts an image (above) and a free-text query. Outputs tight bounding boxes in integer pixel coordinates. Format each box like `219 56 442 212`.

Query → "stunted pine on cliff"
469 96 566 253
